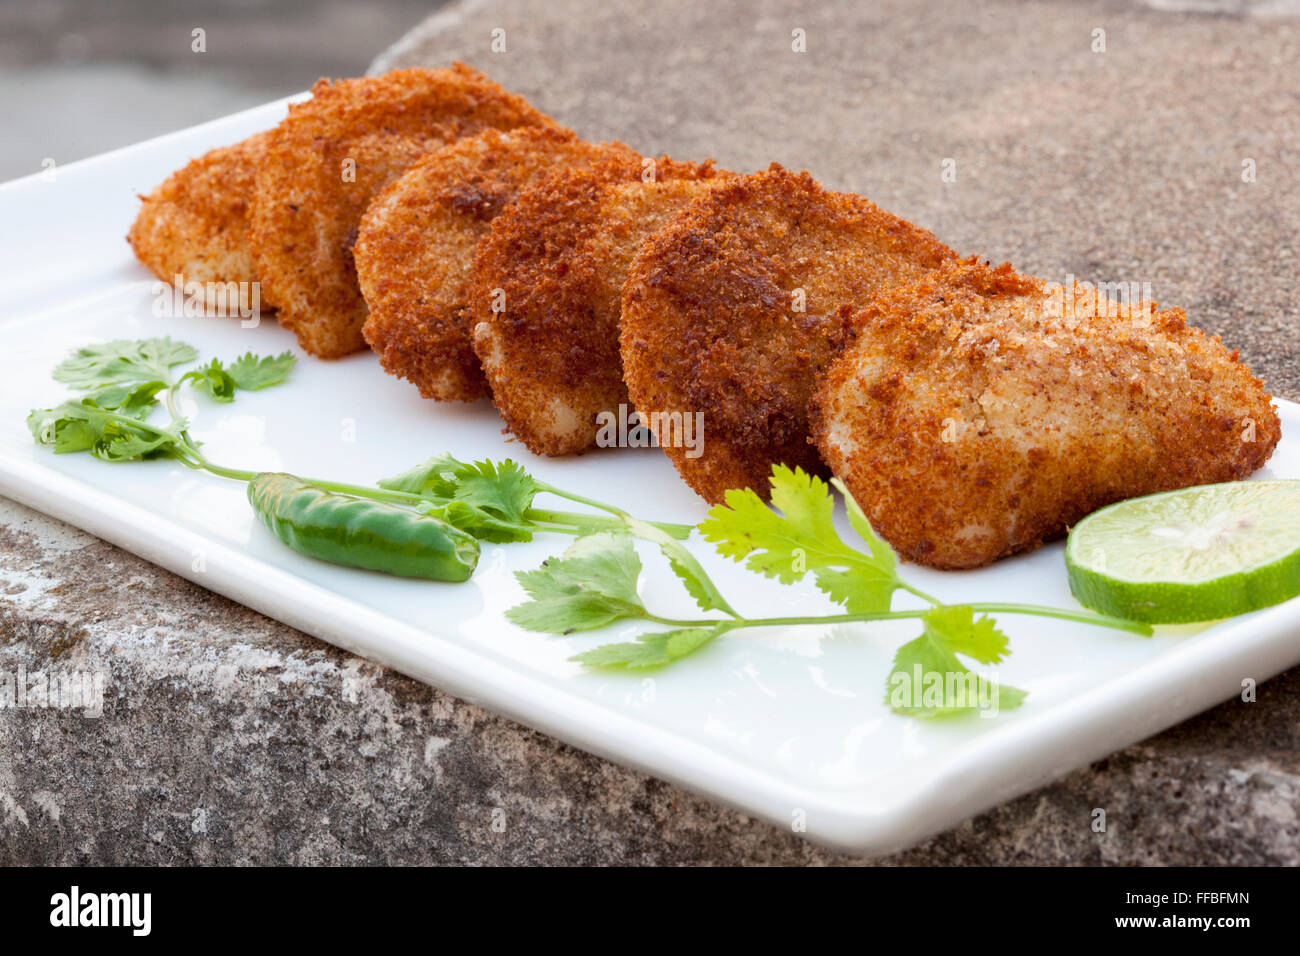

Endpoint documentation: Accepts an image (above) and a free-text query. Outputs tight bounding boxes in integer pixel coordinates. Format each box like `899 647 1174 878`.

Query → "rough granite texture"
2 0 1299 864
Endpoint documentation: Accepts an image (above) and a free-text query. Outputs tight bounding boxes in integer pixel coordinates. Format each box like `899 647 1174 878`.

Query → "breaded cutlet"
620 163 956 502
811 258 1281 568
469 156 725 455
248 64 555 359
356 126 639 401
128 130 271 306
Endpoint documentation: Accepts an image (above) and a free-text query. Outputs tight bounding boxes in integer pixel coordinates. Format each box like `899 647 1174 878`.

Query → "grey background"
0 0 442 181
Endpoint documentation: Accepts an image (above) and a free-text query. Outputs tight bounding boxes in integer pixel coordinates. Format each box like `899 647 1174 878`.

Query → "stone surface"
3 0 1300 864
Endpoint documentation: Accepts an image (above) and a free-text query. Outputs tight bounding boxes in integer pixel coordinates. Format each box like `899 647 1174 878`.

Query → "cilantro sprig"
505 532 738 668
29 338 293 465
508 466 1153 717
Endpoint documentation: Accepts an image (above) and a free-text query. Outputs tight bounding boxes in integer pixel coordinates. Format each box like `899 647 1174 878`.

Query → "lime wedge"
1066 481 1300 624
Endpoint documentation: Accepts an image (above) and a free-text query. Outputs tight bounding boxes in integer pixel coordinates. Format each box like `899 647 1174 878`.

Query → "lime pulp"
1065 481 1300 624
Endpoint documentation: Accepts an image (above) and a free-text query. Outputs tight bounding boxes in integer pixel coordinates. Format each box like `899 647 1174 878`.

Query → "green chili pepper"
247 473 479 582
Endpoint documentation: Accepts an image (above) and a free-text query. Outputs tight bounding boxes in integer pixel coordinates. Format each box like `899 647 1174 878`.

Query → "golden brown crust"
619 164 957 503
249 64 554 359
469 156 724 455
811 257 1283 569
127 130 271 301
355 127 638 401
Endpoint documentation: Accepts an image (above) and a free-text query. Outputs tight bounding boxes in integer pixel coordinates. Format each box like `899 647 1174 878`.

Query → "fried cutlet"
127 130 271 305
248 64 554 359
810 258 1282 569
469 157 725 455
619 164 956 502
355 127 639 401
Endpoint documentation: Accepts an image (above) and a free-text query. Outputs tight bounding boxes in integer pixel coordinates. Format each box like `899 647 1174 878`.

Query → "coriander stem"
644 614 743 630
184 447 430 505
525 507 683 534
655 610 938 629
963 603 1152 634
899 581 942 605
140 397 692 538
280 478 428 506
536 479 739 617
645 605 1152 636
531 481 693 539
523 508 628 534
523 523 583 537
532 481 619 515
163 378 183 422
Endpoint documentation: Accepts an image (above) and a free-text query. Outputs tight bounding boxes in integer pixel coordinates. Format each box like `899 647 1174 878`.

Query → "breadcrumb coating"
811 258 1282 569
356 127 637 401
127 130 270 304
249 64 554 359
470 156 724 455
620 164 956 503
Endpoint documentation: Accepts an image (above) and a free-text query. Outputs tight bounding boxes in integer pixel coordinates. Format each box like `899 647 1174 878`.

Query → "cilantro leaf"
93 425 178 462
922 605 1012 664
831 477 897 578
385 456 539 542
27 400 182 461
83 380 167 420
810 566 897 619
380 455 536 515
183 351 296 402
420 499 534 544
505 533 647 633
884 606 1027 718
698 465 900 613
53 338 197 389
623 515 736 616
570 625 722 670
27 405 98 454
226 351 296 390
378 454 464 497
452 459 536 523
182 359 238 402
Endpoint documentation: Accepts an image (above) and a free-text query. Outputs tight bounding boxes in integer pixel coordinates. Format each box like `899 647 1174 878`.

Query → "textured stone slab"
3 0 1299 863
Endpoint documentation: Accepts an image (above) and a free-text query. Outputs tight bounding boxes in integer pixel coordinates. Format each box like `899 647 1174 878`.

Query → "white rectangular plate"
3 99 1298 855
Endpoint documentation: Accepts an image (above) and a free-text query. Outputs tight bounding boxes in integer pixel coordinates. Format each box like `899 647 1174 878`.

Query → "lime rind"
1065 481 1300 624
